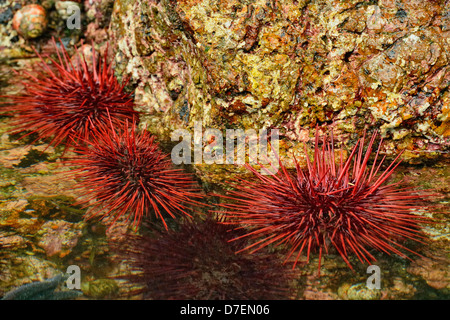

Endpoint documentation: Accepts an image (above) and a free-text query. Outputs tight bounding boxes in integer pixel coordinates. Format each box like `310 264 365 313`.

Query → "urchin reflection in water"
114 217 296 300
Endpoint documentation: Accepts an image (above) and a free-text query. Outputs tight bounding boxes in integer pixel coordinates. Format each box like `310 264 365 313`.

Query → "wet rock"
345 282 382 300
0 145 53 169
81 279 119 299
0 255 61 297
360 53 406 92
19 170 79 199
0 233 28 250
55 1 81 20
407 249 450 290
390 277 417 299
109 0 450 170
0 7 13 25
37 220 85 258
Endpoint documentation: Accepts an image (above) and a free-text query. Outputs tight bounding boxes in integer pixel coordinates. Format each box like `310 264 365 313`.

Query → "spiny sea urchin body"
71 124 204 229
216 130 433 271
115 217 295 300
2 38 138 149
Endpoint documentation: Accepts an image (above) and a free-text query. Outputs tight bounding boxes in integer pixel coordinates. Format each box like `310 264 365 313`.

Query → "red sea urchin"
71 123 204 229
216 130 434 272
115 217 295 300
1 38 138 149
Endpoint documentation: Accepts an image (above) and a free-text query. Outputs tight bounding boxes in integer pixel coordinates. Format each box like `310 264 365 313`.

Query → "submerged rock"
407 248 450 291
343 282 382 300
37 220 85 258
81 279 119 299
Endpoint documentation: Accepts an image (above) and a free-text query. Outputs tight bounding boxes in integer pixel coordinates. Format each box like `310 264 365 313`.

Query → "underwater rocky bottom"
0 0 449 302
0 112 448 300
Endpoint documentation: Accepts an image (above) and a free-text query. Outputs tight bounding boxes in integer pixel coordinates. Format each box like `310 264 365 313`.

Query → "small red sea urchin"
216 130 433 272
71 123 204 229
115 217 295 300
1 38 138 149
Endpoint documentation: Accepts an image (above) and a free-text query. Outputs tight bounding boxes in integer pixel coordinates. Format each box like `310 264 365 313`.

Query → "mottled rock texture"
110 0 449 165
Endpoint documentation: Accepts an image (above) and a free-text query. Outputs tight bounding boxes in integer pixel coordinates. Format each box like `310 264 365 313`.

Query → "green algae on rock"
340 282 382 300
81 278 119 299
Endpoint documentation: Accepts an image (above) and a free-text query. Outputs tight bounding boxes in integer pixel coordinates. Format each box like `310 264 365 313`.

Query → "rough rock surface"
109 0 450 168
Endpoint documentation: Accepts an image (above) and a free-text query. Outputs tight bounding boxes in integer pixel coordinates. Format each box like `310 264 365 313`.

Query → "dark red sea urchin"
217 130 434 272
71 123 204 229
115 217 295 300
1 38 138 149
